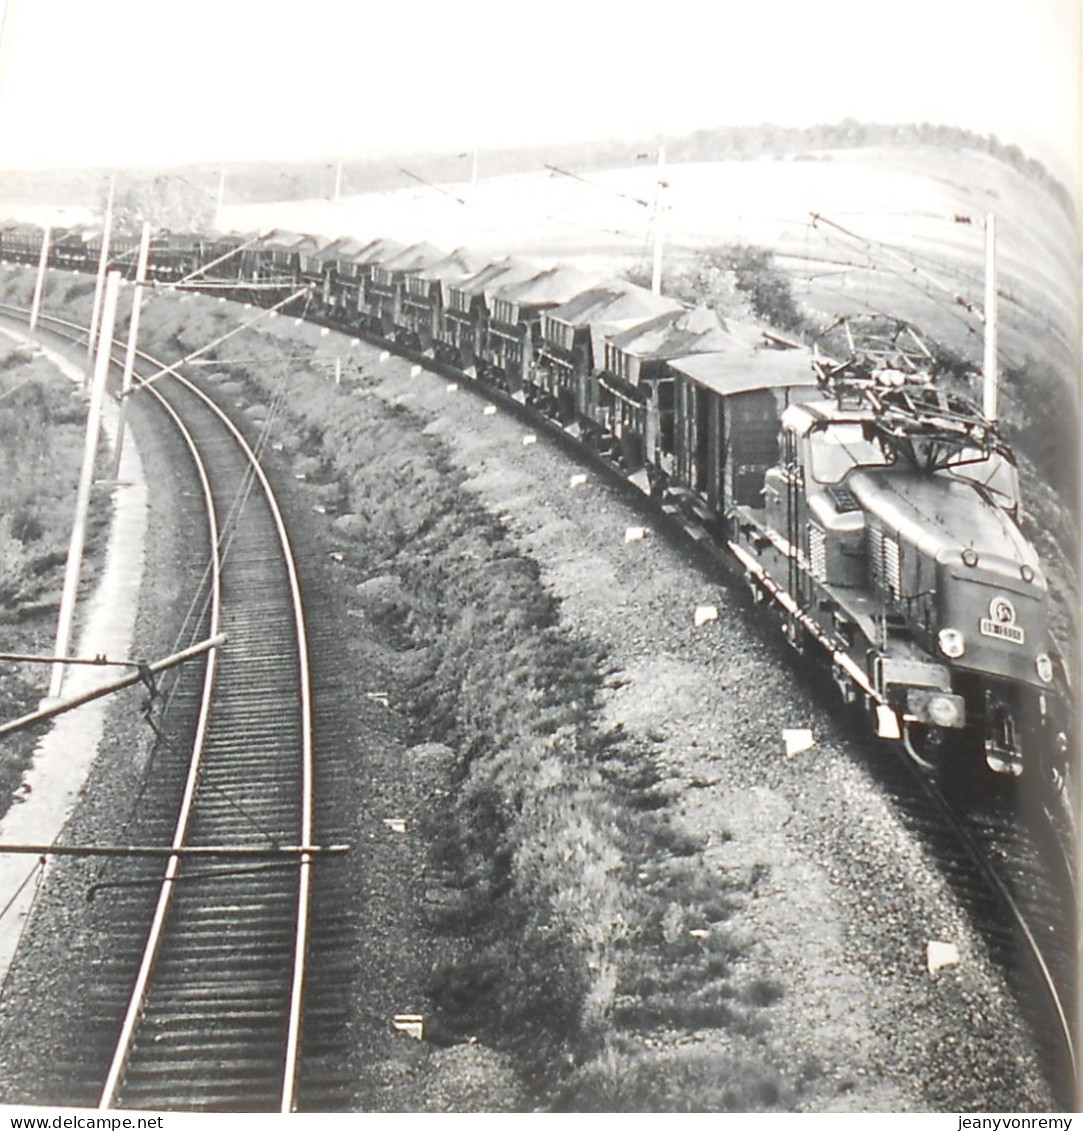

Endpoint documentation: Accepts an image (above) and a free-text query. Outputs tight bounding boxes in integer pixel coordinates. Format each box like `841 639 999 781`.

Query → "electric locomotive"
730 360 1067 776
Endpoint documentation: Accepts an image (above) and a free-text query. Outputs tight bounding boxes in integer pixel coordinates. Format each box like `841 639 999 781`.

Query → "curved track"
929 767 1077 1104
281 291 1083 1106
2 305 317 1111
855 720 1077 1105
2 280 1074 1107
329 305 1082 1104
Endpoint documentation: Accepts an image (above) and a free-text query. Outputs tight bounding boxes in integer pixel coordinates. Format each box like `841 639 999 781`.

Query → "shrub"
627 243 808 332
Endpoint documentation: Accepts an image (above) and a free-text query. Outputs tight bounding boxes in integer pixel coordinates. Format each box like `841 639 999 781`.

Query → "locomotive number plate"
979 619 1025 645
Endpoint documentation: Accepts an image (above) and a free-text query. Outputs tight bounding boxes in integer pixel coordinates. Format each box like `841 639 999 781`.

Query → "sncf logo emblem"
989 596 1016 625
980 596 1024 644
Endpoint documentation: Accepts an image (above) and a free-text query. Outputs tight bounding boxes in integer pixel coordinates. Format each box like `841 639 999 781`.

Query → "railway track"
0 281 1074 1108
294 296 1083 1107
342 314 1080 1104
855 726 1078 1107
0 304 325 1111
305 300 1080 1106
937 772 1077 1104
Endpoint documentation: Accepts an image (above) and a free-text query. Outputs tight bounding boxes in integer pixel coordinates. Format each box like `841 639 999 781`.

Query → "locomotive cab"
739 390 1064 777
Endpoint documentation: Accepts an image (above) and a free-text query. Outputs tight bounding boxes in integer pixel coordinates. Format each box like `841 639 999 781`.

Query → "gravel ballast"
0 295 1055 1112
331 333 1052 1112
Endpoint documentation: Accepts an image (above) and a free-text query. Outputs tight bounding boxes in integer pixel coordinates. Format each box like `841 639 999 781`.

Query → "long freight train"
0 220 1071 779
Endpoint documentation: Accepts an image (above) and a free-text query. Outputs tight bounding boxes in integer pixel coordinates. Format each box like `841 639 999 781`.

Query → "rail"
0 302 316 1112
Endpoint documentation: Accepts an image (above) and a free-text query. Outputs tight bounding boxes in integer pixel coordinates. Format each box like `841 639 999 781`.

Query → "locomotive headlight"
961 548 979 568
938 628 966 658
927 694 962 728
1035 653 1054 683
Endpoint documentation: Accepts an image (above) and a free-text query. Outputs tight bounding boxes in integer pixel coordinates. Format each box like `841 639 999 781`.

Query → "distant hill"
0 120 1075 223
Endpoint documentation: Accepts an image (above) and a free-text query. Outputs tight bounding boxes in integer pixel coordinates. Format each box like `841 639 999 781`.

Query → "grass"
0 333 113 817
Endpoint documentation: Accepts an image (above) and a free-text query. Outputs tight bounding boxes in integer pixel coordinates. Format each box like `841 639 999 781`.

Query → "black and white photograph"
0 0 1077 1115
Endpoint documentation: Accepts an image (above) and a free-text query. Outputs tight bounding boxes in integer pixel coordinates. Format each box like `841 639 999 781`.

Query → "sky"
0 0 1078 189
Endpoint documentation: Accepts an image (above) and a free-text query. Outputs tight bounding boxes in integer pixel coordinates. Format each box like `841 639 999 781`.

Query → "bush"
627 243 808 332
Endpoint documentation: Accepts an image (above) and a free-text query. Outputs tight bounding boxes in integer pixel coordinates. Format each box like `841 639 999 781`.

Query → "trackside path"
0 326 147 981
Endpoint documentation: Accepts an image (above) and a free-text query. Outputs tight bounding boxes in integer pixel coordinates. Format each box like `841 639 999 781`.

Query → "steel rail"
917 766 1077 1091
78 329 223 1110
153 335 317 1114
2 302 315 1111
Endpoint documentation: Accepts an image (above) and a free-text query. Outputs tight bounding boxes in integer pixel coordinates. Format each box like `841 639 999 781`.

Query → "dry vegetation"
0 321 112 815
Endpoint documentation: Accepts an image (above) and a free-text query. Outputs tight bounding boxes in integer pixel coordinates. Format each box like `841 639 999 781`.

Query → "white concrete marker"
483 405 497 416
689 929 710 941
269 310 277 319
783 729 815 757
392 1015 425 1041
570 474 588 488
410 364 421 377
627 468 651 495
352 339 360 347
446 383 458 393
522 434 537 446
383 819 407 834
624 526 649 543
379 350 389 362
926 941 960 973
694 606 718 627
320 327 329 336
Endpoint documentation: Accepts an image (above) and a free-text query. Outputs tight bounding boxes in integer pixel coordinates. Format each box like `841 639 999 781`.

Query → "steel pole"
651 146 666 296
214 168 225 231
982 213 998 422
47 270 121 701
28 225 51 330
113 221 151 478
86 173 116 387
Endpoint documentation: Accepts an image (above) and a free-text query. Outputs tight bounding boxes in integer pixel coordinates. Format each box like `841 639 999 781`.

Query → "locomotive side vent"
868 526 884 588
884 537 902 598
828 485 860 513
867 526 902 599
